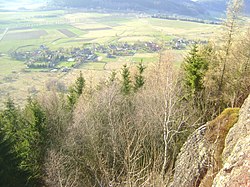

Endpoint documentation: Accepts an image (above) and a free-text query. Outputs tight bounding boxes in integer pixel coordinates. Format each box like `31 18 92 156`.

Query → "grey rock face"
212 95 250 187
171 95 250 187
170 125 211 187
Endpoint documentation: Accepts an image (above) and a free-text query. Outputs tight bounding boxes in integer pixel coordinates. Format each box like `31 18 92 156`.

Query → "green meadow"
0 10 219 106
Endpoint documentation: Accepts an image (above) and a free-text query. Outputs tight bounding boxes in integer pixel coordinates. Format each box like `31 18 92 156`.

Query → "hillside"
53 0 250 19
1 0 249 19
54 0 206 17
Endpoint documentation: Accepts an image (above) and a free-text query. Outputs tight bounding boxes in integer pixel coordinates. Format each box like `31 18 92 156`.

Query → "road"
0 28 9 42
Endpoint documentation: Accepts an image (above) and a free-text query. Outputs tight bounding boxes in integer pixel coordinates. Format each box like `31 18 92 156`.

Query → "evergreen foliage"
0 98 47 186
0 130 29 187
134 62 146 91
183 44 208 96
23 99 47 185
68 71 85 107
74 71 85 96
121 64 132 95
109 70 117 83
1 98 21 138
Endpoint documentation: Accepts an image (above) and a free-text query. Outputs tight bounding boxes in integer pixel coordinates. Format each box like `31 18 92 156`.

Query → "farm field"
0 10 220 107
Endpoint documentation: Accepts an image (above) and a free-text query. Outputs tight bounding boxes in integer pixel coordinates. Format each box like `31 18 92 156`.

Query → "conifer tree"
0 130 29 187
0 99 33 186
109 70 117 83
68 71 85 107
23 99 47 184
121 64 132 95
183 44 208 96
134 62 146 91
74 71 85 96
1 98 20 138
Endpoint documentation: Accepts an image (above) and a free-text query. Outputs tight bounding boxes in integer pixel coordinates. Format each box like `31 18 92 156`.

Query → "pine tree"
23 99 47 184
0 100 32 187
109 70 117 83
0 129 30 187
183 44 208 96
121 64 132 95
68 71 85 107
1 98 20 138
0 98 47 186
75 71 85 96
134 62 146 91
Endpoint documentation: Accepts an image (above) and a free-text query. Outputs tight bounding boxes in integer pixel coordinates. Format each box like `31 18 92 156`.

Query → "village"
166 38 208 50
10 41 162 71
10 38 205 72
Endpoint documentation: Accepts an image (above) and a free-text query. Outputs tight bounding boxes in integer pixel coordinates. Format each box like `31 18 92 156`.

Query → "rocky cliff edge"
171 94 250 187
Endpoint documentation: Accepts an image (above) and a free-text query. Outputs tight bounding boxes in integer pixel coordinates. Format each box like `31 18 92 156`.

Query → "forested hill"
54 0 205 17
53 0 250 19
1 0 248 19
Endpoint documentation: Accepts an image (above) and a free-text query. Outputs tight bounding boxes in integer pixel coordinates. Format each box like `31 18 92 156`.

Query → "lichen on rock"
170 94 250 187
170 107 240 187
212 95 250 187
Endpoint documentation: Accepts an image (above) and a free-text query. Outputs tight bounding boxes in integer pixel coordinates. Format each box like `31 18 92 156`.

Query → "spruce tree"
109 70 117 83
0 130 29 187
75 71 85 96
1 98 20 138
121 64 132 95
0 98 47 186
23 99 47 184
134 62 146 91
183 44 208 96
0 100 32 187
68 71 85 107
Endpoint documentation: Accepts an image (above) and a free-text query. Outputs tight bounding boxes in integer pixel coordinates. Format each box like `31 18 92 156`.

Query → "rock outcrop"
212 95 250 186
171 94 250 187
170 124 210 187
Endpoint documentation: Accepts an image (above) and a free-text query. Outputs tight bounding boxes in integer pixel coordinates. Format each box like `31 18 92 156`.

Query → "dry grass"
205 108 240 143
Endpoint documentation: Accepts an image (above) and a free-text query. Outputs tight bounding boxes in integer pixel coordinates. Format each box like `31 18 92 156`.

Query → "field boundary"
0 28 9 42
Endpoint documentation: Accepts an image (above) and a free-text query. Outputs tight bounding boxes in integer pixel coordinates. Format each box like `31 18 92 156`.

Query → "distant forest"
52 0 250 19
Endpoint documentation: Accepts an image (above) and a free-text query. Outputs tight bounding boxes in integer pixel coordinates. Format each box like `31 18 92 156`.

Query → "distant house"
40 45 48 50
51 69 59 72
61 67 71 72
107 53 116 58
167 38 207 50
87 54 98 61
68 58 75 62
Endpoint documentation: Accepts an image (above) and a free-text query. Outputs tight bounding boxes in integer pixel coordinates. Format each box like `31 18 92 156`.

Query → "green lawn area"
57 61 76 68
80 62 106 70
0 56 25 76
25 68 50 72
132 57 158 64
0 10 217 54
0 10 218 106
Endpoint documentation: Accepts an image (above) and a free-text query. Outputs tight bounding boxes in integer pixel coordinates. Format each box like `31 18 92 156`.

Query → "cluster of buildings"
11 41 162 71
11 45 98 70
166 38 208 50
95 42 161 57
